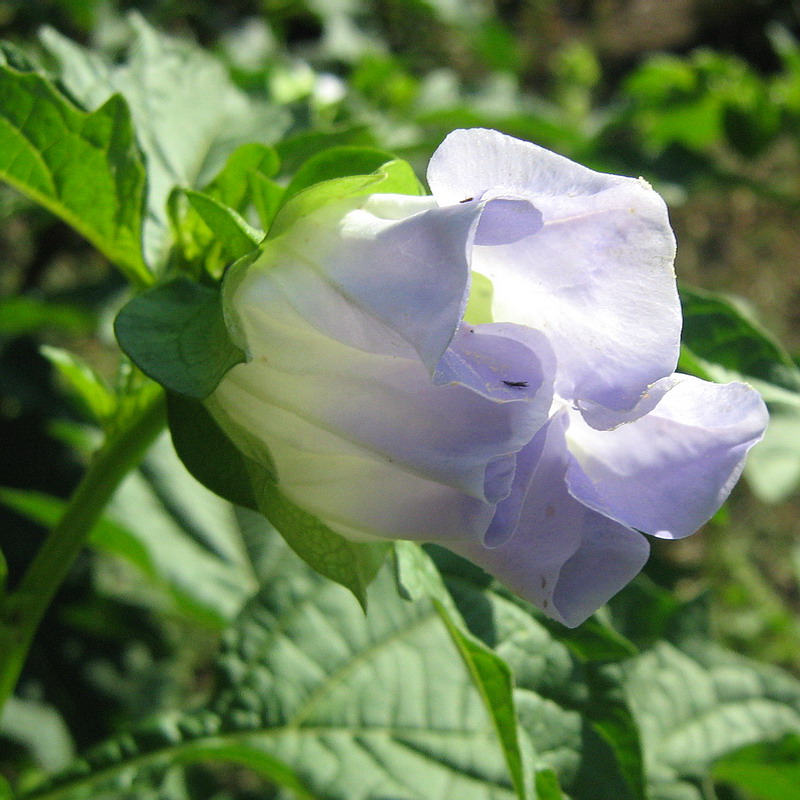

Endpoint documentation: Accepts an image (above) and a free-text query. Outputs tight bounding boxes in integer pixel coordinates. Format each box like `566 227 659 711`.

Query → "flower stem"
0 386 167 713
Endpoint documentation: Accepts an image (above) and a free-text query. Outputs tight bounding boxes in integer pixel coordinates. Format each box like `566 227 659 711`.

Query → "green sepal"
282 146 422 204
167 393 260 511
248 466 390 612
268 159 424 240
115 277 245 399
168 393 387 610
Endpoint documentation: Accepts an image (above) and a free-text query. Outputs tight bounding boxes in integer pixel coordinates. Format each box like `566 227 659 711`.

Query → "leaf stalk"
0 386 167 713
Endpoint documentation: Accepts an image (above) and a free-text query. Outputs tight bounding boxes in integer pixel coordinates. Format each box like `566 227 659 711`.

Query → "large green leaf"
679 284 800 503
623 642 800 800
435 551 646 800
679 285 800 391
395 542 531 800
712 733 800 800
40 15 290 268
0 61 148 286
19 518 521 800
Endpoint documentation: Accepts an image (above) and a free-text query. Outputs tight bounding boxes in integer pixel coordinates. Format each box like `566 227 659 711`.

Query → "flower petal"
577 375 682 430
428 128 680 411
565 376 769 539
212 385 496 543
270 192 479 370
215 252 554 540
433 321 555 406
428 127 624 204
447 411 650 626
473 195 543 245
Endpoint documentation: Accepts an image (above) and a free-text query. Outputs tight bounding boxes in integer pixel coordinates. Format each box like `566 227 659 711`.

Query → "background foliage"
2 1 800 799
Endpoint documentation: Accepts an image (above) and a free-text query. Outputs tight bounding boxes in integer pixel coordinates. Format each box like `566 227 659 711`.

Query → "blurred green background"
2 0 800 784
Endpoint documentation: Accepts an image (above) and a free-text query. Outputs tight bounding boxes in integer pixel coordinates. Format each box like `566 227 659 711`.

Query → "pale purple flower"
212 128 768 626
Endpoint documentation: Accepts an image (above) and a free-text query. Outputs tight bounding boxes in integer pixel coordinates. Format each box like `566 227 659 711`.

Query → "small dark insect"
502 380 528 388
459 196 474 203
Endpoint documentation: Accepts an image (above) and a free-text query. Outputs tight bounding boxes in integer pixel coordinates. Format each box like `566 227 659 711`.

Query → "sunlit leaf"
624 642 800 800
40 14 290 267
0 61 148 285
18 521 521 800
436 550 646 800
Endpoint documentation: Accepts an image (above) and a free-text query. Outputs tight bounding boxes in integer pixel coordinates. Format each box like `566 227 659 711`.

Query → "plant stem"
0 387 167 714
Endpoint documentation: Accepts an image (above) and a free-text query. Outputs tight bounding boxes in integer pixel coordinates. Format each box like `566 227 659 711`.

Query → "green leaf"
0 64 149 286
282 146 419 203
0 297 94 337
395 543 531 800
40 346 116 425
744 403 800 503
679 284 800 503
439 556 647 800
274 125 375 176
168 145 280 276
19 523 522 800
436 600 531 800
623 642 800 800
41 14 290 268
539 614 638 663
712 733 800 800
679 284 800 391
179 188 264 258
204 143 280 207
534 770 564 800
202 142 283 230
115 277 245 399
